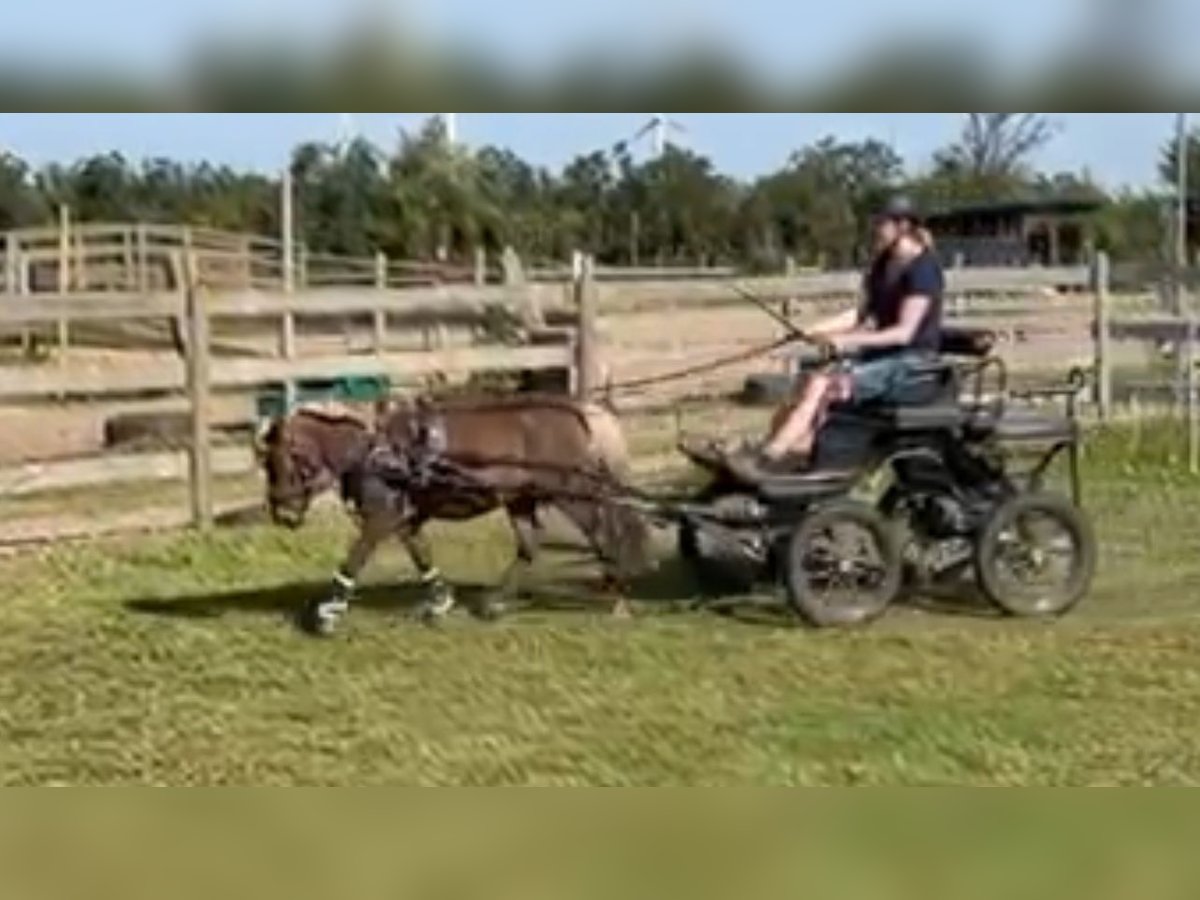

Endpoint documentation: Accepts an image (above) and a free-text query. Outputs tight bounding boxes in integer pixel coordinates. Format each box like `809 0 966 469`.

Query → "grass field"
2 417 1200 785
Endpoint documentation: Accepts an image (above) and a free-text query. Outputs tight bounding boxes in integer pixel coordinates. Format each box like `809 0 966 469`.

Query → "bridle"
258 416 340 509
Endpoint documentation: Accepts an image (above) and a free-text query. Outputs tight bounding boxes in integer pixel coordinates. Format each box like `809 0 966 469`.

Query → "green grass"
3 419 1200 785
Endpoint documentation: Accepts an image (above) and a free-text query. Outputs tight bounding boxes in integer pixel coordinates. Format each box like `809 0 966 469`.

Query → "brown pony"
257 394 650 635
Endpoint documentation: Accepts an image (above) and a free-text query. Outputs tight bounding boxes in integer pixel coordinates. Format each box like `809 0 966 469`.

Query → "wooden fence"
0 228 1120 543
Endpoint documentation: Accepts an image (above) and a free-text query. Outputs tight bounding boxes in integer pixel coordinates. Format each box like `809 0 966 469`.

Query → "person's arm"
832 295 931 352
805 307 860 337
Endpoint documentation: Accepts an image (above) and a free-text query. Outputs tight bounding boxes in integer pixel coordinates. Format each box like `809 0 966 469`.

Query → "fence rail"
0 239 1131 542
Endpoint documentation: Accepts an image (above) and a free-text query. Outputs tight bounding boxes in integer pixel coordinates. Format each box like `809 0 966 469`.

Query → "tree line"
0 114 1189 269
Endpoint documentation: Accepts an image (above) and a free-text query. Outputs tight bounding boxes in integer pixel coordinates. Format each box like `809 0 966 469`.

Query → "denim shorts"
842 351 932 404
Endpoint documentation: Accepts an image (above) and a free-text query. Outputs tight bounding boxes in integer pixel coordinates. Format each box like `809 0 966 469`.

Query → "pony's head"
255 410 365 528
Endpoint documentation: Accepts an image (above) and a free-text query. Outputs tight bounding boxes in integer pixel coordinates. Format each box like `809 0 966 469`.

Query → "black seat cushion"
890 404 970 431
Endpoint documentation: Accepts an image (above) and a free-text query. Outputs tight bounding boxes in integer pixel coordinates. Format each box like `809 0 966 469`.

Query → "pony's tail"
579 402 651 576
580 402 632 482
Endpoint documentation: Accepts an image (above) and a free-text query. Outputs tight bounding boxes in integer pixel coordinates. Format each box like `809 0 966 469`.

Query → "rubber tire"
785 500 903 628
974 492 1097 619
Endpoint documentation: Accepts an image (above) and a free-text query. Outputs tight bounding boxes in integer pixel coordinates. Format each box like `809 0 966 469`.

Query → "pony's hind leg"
302 508 397 636
396 521 458 624
483 500 541 618
553 497 634 619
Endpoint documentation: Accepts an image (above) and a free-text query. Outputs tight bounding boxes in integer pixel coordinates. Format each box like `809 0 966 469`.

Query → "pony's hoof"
472 599 508 622
610 599 635 620
415 597 455 627
298 600 345 637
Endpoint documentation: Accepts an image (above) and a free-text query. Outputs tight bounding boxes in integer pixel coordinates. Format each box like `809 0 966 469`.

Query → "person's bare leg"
763 374 830 459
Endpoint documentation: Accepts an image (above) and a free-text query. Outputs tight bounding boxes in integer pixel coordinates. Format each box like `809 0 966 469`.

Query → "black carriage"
674 327 1097 627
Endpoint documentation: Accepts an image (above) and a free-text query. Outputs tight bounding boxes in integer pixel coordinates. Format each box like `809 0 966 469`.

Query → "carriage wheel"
785 501 902 628
974 492 1096 619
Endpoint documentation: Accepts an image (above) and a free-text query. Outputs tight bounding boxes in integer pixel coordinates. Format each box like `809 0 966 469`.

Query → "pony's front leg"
301 509 396 636
397 521 458 624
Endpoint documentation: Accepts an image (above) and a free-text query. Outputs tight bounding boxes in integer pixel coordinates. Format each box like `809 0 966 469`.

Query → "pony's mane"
292 401 374 430
411 392 596 431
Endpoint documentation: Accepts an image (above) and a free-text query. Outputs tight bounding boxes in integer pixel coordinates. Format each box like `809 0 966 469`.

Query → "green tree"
1157 128 1200 188
290 138 389 256
0 153 49 228
619 147 740 266
744 136 903 267
385 116 499 261
915 113 1061 208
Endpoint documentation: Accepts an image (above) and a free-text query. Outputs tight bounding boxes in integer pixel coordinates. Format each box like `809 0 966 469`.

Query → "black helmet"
877 195 922 224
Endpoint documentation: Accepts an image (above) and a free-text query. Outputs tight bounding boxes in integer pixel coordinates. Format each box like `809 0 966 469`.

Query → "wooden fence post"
281 168 295 294
474 247 487 286
1188 312 1198 475
4 232 16 295
123 226 135 291
5 231 27 356
1092 251 1112 420
185 269 214 530
56 205 71 373
952 252 966 320
279 308 297 412
373 251 388 353
279 179 298 410
135 223 149 292
75 223 87 291
574 252 598 400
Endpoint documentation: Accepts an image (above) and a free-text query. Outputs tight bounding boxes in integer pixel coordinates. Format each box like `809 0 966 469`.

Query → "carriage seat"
844 326 1000 433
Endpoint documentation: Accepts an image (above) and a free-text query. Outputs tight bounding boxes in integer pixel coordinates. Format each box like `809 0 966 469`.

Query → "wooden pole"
1189 313 1198 475
123 226 134 291
574 252 598 400
373 251 388 353
185 268 213 530
56 205 71 365
57 204 70 292
4 232 16 295
474 247 487 286
279 171 298 410
1092 251 1112 420
1176 113 1199 473
6 231 26 356
279 308 297 412
1176 113 1191 414
74 223 87 291
135 222 148 292
952 252 966 320
281 167 295 294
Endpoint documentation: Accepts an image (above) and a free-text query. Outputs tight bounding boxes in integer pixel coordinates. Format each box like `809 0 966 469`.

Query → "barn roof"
926 197 1105 222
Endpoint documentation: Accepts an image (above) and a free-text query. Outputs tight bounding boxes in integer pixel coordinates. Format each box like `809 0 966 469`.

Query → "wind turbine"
614 115 687 160
335 113 358 152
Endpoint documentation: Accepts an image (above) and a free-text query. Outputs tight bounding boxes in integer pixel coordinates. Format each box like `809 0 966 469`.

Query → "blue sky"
6 0 1189 83
0 2 1189 187
0 113 1178 189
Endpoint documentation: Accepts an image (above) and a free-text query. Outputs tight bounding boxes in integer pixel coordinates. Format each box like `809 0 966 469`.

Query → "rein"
590 333 803 399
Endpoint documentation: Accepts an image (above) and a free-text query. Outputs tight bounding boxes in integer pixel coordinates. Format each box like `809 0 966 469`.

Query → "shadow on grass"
123 550 998 631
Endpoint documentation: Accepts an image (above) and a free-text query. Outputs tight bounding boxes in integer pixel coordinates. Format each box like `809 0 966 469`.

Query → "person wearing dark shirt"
729 196 945 480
